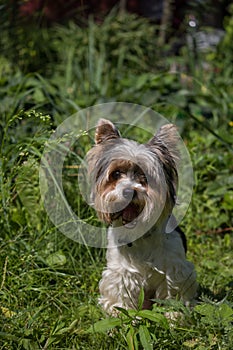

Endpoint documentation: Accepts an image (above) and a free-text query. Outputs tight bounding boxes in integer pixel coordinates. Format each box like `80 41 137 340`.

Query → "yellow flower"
0 306 16 318
201 85 208 94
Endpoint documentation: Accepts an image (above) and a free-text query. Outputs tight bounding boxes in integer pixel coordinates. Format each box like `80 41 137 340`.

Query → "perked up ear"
146 124 180 160
95 119 121 144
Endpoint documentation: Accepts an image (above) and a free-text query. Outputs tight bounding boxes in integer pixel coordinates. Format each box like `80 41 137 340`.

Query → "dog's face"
87 119 179 233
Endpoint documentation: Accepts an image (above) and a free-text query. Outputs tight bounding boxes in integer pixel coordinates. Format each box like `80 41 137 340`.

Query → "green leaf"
46 250 67 267
55 319 79 335
138 288 145 310
135 73 149 89
223 191 233 210
139 325 153 350
195 303 233 326
138 310 169 329
218 303 233 323
126 325 138 350
195 303 215 316
0 332 19 341
86 318 121 333
114 306 131 317
33 88 45 103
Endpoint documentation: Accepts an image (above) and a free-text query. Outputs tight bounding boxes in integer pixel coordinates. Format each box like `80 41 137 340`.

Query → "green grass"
0 9 233 349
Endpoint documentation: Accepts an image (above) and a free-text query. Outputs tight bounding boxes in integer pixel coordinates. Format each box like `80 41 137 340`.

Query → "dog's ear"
95 119 121 144
146 124 180 160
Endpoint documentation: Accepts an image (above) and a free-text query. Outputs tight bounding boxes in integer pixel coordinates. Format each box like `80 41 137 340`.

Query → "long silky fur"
86 119 198 314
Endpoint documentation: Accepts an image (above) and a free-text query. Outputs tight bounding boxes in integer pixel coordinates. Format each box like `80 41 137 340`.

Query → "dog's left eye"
135 172 147 185
111 170 122 180
140 174 148 184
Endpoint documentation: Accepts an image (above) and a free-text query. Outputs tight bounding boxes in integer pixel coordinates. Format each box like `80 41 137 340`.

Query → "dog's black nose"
123 188 135 199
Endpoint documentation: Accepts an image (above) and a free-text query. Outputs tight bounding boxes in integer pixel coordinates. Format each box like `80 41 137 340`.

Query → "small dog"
87 119 198 314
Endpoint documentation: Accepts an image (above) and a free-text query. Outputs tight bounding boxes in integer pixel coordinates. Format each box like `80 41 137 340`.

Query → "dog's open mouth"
112 202 143 229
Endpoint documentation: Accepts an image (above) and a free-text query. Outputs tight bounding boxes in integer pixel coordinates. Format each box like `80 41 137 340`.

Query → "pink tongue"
122 204 138 222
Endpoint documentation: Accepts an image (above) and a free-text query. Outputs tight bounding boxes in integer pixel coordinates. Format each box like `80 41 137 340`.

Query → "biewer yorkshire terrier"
87 119 198 314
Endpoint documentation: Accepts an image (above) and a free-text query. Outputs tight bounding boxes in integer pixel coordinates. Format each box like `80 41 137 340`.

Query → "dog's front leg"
99 268 143 315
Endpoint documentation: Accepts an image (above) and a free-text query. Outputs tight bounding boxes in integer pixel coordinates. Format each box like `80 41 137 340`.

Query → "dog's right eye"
111 170 121 180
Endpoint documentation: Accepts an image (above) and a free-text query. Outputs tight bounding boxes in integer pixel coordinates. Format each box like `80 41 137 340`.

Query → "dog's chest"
122 245 168 298
124 234 166 270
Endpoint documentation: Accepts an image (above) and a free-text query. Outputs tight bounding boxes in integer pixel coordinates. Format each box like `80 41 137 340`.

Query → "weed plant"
0 9 232 350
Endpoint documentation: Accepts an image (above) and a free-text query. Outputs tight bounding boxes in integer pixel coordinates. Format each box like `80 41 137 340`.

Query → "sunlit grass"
0 10 233 349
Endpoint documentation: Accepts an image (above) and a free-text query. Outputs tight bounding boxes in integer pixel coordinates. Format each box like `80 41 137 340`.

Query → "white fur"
99 225 198 314
88 119 198 314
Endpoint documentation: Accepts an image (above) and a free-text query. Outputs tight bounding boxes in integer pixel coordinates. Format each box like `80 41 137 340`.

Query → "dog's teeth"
124 220 137 229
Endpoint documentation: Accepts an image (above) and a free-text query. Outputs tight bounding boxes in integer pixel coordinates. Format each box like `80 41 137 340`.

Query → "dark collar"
126 229 153 248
